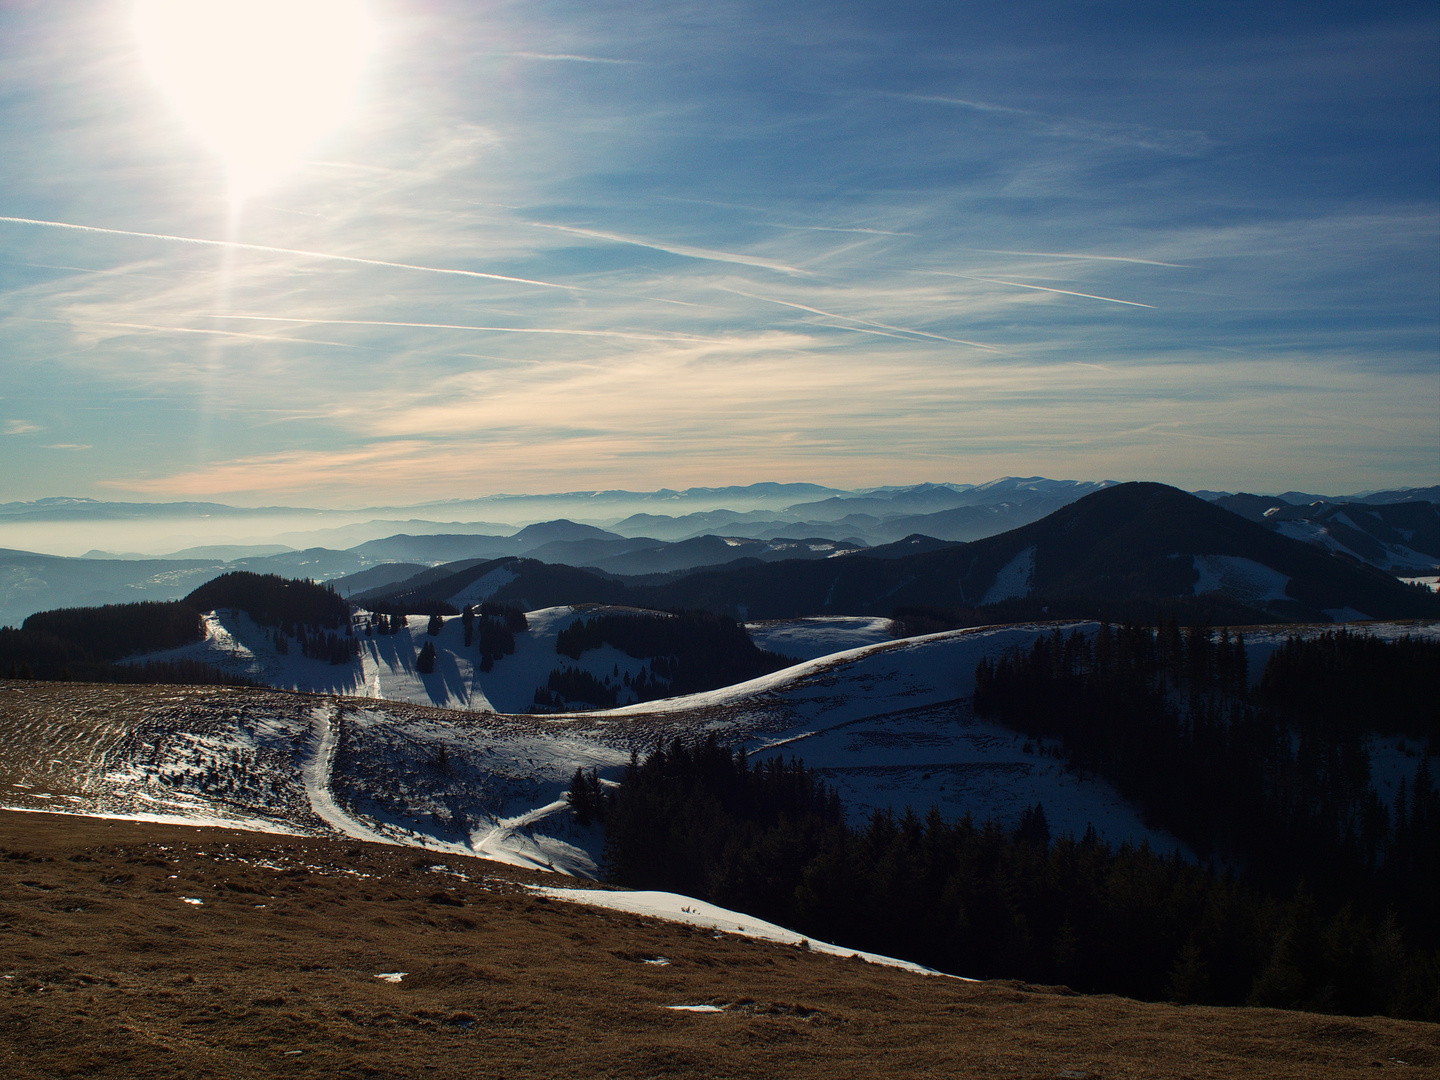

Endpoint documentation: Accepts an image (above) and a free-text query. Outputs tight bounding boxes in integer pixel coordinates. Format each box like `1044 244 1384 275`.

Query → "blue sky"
0 0 1435 506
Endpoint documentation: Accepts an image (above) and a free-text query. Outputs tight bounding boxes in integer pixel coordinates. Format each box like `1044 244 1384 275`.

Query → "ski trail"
302 705 394 845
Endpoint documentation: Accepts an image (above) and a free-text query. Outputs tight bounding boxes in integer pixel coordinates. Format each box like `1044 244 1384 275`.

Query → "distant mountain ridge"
4 478 1435 628
361 484 1439 625
6 477 1433 525
1209 495 1439 573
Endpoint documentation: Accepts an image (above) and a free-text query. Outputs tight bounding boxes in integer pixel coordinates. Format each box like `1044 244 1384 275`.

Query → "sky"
0 0 1436 508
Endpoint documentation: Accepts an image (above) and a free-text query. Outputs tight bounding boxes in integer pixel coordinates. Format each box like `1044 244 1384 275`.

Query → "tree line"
589 734 1440 1020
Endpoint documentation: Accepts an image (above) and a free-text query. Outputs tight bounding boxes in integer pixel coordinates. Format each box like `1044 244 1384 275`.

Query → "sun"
133 0 375 205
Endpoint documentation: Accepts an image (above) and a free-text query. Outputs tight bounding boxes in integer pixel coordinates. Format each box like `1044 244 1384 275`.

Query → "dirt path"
301 704 393 845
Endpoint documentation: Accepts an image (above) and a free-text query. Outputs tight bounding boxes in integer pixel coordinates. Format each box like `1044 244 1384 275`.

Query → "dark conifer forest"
596 629 1440 1021
547 609 793 703
186 571 350 630
1 571 357 682
470 601 527 671
972 627 1437 915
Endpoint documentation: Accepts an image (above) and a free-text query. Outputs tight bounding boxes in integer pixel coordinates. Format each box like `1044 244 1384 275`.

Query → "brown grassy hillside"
1 810 1435 1080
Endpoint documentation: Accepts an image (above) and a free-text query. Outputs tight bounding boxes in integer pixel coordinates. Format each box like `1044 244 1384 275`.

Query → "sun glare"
134 0 375 204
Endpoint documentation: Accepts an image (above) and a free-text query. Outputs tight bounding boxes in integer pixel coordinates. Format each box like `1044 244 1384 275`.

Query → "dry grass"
1 810 1435 1079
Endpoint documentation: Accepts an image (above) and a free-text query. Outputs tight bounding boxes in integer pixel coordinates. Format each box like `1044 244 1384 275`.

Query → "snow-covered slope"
1192 555 1291 604
119 616 1192 854
135 605 659 713
1273 519 1439 573
744 615 894 660
23 615 1437 883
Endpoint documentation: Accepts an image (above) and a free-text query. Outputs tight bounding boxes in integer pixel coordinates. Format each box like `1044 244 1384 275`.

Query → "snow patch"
1192 555 1290 604
745 616 894 660
1323 607 1371 623
470 798 601 877
529 886 960 979
448 566 518 607
982 546 1035 605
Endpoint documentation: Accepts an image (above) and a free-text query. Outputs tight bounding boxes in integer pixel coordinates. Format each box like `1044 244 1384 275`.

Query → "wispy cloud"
3 420 42 435
41 443 91 451
0 0 1432 502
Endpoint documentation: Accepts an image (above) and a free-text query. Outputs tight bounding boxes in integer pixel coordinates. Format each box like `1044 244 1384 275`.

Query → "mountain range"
2 478 1434 629
355 484 1437 625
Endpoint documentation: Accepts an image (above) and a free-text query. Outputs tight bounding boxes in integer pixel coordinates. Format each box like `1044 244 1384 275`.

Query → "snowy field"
4 615 1436 882
1 620 1187 869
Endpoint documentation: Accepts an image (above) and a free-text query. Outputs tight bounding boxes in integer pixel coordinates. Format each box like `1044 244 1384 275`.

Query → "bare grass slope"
2 810 1436 1080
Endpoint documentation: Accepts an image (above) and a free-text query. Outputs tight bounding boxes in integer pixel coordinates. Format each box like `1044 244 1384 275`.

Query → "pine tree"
567 767 596 825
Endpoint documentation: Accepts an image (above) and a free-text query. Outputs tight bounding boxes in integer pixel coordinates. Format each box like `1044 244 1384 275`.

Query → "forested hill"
186 571 349 629
590 630 1439 1018
364 484 1439 623
1 572 347 682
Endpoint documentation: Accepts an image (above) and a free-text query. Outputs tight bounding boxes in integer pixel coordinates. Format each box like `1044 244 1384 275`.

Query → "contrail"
960 276 1155 308
203 314 715 344
509 51 639 64
526 221 808 275
98 321 369 349
885 92 1029 115
959 249 1188 268
821 323 925 343
15 262 147 276
724 287 1003 351
0 216 581 291
768 224 914 237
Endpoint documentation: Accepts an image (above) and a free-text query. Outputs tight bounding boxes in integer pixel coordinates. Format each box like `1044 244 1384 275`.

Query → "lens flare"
133 0 374 204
